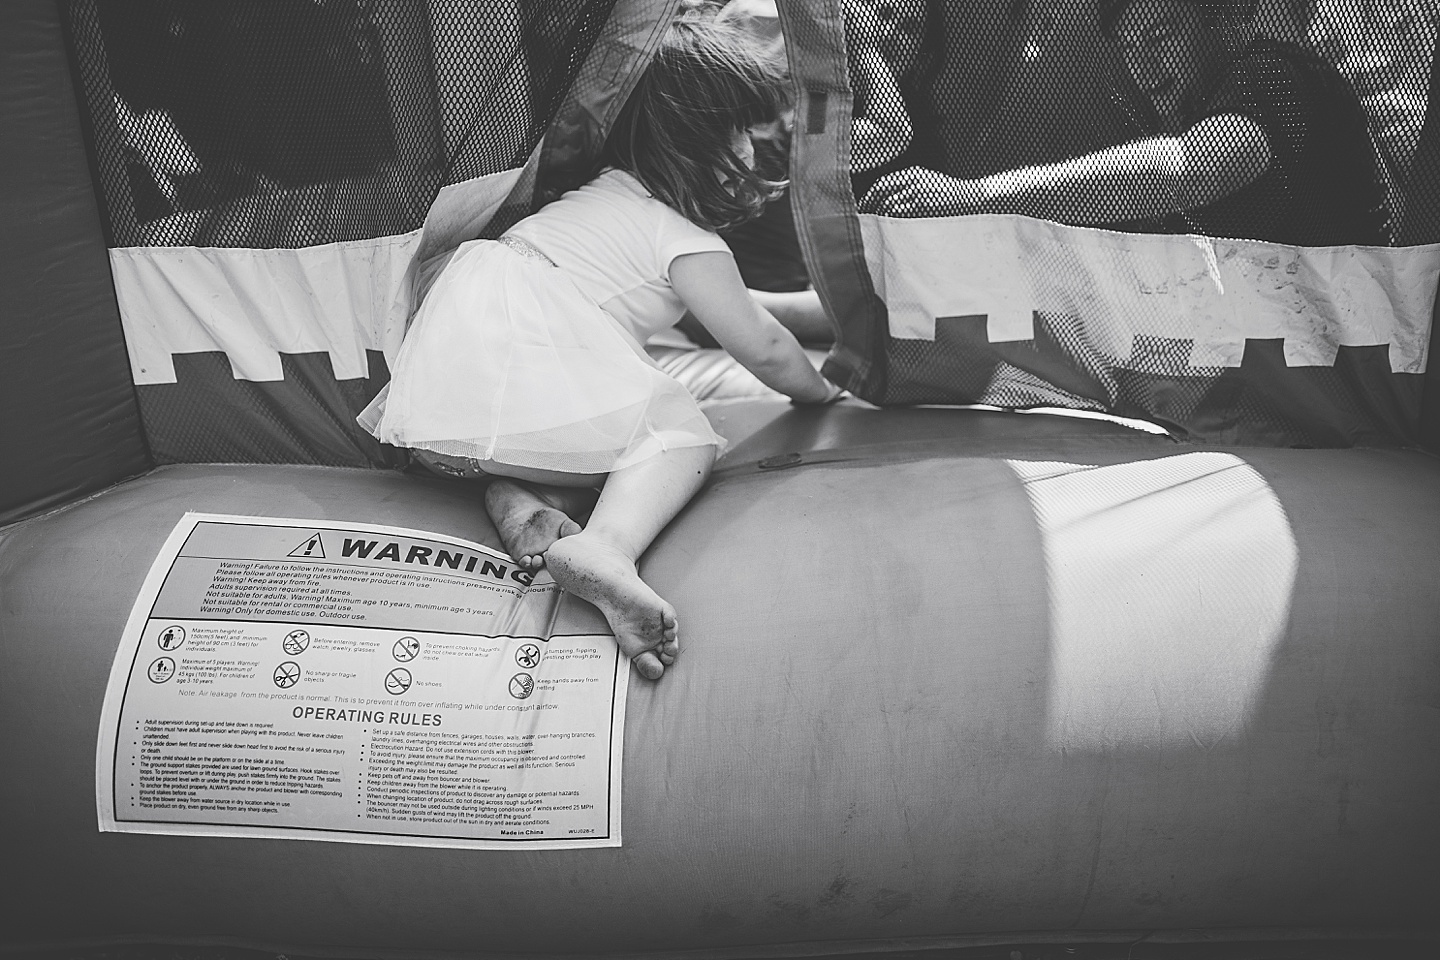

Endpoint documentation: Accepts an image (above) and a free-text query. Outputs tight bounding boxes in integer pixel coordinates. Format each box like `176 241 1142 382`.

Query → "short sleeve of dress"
654 208 733 281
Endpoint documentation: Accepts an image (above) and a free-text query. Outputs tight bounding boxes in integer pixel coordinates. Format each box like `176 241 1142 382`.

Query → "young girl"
359 4 841 680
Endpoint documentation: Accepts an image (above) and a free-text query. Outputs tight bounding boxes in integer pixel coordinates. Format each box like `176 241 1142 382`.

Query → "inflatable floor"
3 402 1438 955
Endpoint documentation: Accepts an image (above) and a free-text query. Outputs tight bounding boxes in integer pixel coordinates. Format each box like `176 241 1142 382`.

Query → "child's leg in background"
545 444 716 680
485 481 598 570
414 450 599 571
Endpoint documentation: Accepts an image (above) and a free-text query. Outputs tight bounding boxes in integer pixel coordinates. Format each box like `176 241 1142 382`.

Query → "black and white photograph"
3 2 1438 959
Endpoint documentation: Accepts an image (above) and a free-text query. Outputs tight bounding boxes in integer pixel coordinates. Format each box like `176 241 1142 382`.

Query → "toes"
558 518 582 539
657 630 679 667
545 536 677 679
659 613 678 665
632 650 665 680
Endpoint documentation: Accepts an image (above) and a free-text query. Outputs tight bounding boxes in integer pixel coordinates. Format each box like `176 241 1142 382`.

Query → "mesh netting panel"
827 0 1438 443
66 0 615 249
850 0 1430 241
61 0 618 468
56 0 1440 454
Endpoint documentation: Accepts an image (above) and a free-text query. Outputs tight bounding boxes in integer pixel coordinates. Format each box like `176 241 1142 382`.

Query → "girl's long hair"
600 2 788 231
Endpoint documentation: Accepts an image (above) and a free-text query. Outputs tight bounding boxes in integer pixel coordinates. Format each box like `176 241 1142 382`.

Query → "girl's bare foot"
544 534 678 679
484 480 586 570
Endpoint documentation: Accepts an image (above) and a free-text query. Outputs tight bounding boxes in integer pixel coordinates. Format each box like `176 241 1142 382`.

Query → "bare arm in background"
860 114 1272 224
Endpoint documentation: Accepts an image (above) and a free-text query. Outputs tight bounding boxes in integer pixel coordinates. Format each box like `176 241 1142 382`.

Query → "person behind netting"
848 0 945 196
673 0 918 350
358 5 843 680
860 0 1391 246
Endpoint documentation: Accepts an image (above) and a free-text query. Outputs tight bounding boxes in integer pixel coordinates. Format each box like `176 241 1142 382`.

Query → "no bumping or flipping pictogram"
393 636 420 662
385 668 412 696
148 657 176 683
509 673 535 700
282 629 311 655
515 643 541 669
273 661 301 688
157 625 185 651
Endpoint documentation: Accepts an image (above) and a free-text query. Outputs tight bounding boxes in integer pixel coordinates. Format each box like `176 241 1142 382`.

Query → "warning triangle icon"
288 533 326 559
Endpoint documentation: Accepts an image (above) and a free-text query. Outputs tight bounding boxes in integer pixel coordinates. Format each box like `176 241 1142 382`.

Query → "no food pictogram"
273 661 301 688
393 636 420 662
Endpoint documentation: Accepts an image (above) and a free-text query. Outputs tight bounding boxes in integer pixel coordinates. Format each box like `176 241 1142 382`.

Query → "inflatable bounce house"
4 0 1439 956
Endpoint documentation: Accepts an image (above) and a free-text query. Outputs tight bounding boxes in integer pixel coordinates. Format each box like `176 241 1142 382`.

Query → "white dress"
359 170 730 475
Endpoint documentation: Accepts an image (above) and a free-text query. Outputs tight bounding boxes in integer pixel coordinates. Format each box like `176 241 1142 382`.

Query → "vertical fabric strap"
778 0 889 396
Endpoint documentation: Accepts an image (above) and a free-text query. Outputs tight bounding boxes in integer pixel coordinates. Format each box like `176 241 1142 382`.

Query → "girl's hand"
792 379 847 405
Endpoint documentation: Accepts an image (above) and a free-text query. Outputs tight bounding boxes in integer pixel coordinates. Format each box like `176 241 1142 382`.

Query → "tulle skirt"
358 238 725 475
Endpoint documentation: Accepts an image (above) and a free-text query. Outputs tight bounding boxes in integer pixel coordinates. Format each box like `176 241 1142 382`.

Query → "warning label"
96 513 627 850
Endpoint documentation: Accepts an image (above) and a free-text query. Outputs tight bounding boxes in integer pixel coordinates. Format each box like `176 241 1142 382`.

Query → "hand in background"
860 167 982 217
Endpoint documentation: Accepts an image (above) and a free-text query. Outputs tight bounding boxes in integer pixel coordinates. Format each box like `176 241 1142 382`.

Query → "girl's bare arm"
669 251 838 403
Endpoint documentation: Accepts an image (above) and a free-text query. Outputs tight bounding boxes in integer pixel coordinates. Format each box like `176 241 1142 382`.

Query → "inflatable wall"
2 0 1438 956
